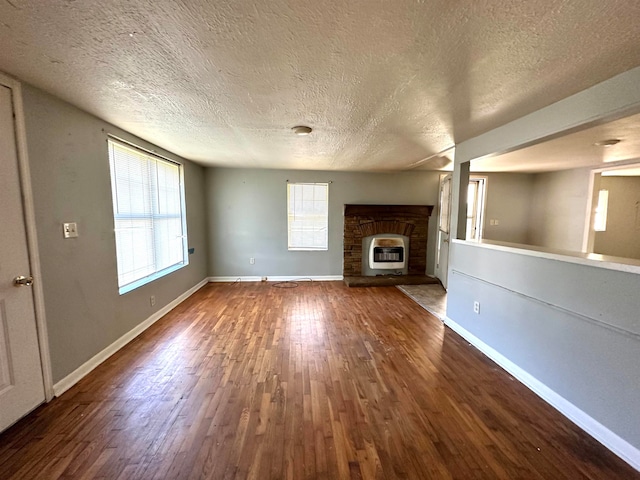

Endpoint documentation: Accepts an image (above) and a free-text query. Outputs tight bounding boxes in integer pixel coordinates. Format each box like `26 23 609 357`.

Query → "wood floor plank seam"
0 282 637 479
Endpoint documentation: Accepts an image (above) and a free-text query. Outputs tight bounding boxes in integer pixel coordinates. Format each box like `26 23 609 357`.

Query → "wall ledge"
52 278 209 397
453 238 640 275
443 315 640 472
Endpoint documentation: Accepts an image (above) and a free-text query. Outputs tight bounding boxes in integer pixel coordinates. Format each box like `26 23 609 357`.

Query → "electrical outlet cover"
63 222 78 238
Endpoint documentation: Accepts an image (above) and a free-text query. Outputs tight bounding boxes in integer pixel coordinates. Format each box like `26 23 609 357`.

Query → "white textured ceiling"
1 1 640 171
472 111 640 173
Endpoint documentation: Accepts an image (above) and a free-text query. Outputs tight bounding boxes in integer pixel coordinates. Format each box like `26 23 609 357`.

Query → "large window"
108 138 188 294
287 182 329 250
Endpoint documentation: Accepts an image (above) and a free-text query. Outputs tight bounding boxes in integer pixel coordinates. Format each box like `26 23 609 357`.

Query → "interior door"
435 174 452 289
0 84 45 432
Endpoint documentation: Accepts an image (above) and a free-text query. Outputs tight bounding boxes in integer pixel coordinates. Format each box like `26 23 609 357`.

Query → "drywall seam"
52 278 209 397
443 315 640 472
451 269 640 340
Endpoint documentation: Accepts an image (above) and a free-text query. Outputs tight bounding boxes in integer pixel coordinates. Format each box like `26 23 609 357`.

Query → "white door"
0 84 45 432
435 174 452 289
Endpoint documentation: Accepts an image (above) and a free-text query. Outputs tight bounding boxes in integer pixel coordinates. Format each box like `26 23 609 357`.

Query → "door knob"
13 275 34 287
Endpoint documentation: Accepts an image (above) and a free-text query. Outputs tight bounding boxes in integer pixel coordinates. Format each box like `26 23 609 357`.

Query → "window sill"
118 262 188 295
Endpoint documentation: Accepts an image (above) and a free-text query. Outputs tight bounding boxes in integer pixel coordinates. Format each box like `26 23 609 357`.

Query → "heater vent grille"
369 237 406 270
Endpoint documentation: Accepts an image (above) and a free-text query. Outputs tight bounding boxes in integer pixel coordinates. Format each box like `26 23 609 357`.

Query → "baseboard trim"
208 275 343 283
53 278 209 397
443 316 640 472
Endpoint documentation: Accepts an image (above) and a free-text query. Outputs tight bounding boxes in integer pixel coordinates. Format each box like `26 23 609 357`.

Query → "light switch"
63 222 78 238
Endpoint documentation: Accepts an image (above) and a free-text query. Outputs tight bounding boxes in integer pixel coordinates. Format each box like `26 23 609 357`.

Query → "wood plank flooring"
0 282 637 479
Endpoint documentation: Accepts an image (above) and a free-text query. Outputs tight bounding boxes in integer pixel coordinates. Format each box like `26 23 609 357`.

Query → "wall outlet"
63 222 78 238
249 257 255 265
473 301 480 314
150 295 156 306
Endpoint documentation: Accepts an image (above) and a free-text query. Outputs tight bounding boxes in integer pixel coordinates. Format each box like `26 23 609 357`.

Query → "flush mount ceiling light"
594 138 621 147
292 125 312 136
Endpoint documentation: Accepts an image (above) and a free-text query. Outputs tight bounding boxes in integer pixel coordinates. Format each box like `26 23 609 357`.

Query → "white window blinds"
108 139 188 293
287 183 329 250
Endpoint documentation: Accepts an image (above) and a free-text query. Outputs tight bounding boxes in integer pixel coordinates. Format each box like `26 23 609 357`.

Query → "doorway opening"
587 163 640 260
466 176 487 241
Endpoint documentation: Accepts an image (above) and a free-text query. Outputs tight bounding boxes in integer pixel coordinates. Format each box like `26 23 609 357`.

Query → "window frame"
287 182 329 251
107 137 189 295
466 176 487 241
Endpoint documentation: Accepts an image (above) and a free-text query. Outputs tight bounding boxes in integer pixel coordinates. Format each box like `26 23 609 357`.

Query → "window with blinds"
287 183 329 250
108 139 188 294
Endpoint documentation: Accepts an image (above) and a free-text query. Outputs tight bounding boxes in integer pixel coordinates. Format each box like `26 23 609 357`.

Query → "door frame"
466 175 488 241
1 72 54 401
435 173 452 289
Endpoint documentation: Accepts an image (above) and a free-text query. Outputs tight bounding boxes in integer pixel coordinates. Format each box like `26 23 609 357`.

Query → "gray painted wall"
205 168 440 277
449 67 640 452
529 167 591 251
448 243 640 448
480 172 534 244
22 85 208 383
594 176 640 259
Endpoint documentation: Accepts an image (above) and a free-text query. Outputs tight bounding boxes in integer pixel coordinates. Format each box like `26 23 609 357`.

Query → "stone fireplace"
343 204 434 277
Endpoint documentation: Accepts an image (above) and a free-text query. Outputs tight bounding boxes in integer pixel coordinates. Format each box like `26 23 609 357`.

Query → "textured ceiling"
1 1 640 171
472 111 640 173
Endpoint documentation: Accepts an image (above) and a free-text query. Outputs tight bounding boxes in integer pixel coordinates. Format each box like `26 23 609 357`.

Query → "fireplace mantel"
343 204 434 276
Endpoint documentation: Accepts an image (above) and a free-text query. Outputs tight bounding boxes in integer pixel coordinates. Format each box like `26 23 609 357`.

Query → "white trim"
208 275 343 283
452 238 640 275
443 315 640 472
53 278 208 397
265 275 343 281
0 73 55 401
582 170 596 253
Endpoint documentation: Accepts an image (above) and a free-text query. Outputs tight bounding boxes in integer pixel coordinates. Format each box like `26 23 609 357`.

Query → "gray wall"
529 168 591 251
480 172 534 244
594 176 640 259
448 244 640 448
449 67 640 452
22 85 208 383
205 168 440 277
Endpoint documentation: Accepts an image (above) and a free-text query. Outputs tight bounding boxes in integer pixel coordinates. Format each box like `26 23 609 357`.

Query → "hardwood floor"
0 282 636 479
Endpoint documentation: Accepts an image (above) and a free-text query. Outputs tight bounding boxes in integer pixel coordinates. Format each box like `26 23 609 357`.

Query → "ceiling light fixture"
292 125 312 136
594 139 621 147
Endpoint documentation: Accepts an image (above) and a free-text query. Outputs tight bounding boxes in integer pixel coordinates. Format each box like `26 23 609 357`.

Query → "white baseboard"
53 278 209 397
208 275 343 283
444 316 640 472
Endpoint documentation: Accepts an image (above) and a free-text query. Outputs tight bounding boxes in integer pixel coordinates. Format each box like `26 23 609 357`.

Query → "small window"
594 189 609 232
108 138 188 294
287 183 328 250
